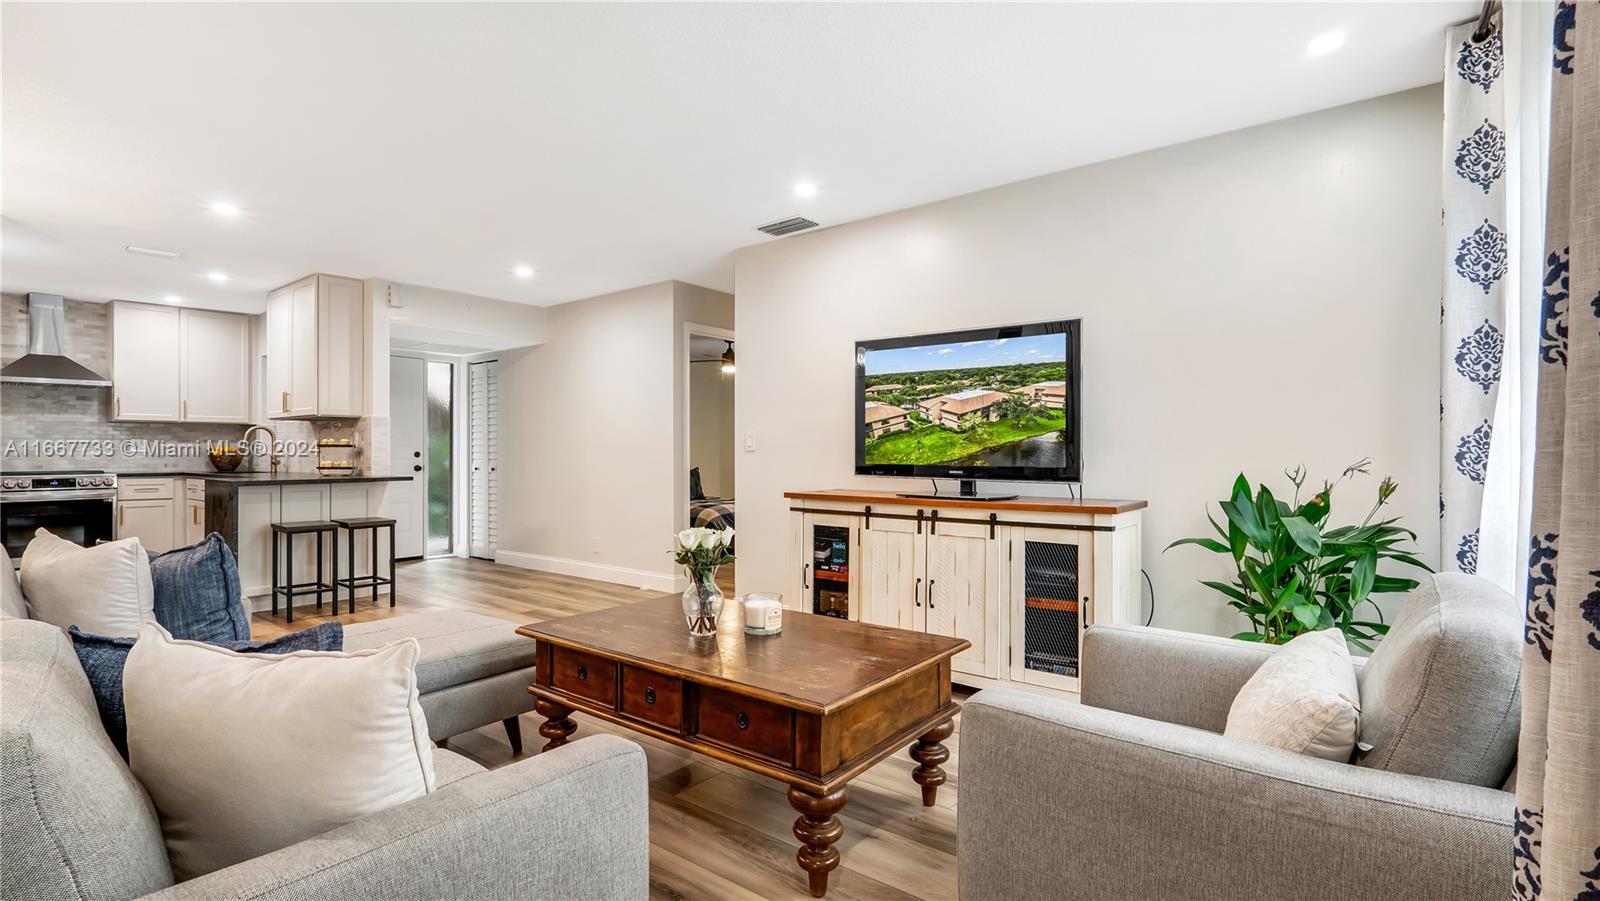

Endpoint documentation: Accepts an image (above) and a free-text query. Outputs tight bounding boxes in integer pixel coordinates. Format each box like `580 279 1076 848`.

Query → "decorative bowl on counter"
208 445 244 472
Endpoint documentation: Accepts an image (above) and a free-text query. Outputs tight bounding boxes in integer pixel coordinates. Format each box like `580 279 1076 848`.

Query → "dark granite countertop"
117 471 411 485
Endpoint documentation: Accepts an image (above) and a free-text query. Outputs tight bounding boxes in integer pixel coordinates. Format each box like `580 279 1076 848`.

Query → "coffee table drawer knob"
736 712 750 730
645 687 657 704
577 665 588 681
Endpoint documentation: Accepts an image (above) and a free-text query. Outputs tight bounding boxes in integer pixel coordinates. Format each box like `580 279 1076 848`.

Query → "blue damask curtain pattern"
1441 22 1509 576
1512 2 1600 898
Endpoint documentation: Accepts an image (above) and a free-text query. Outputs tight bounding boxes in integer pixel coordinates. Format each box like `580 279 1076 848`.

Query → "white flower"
698 530 721 550
676 529 699 551
719 528 735 546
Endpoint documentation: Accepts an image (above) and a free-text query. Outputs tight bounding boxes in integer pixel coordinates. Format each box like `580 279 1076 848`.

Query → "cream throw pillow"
1224 628 1361 761
124 623 436 880
20 529 154 634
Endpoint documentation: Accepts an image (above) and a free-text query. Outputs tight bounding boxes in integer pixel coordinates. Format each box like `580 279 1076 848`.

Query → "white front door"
389 355 428 559
469 360 500 559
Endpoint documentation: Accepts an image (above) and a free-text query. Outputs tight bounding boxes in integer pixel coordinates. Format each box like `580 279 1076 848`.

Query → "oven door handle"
0 490 117 502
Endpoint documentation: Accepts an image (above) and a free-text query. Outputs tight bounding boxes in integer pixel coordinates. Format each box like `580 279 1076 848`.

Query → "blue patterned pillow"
69 622 343 758
148 533 250 643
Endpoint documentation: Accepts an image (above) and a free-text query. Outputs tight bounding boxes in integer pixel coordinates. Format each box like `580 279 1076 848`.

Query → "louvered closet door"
469 360 500 559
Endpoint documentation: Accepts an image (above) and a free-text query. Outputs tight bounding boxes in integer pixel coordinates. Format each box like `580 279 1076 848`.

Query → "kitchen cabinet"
116 478 178 553
787 490 1145 699
179 309 251 422
265 274 364 420
184 498 205 545
112 303 251 424
111 303 182 421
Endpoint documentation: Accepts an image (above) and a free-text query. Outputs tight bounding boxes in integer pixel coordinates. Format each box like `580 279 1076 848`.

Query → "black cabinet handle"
413 451 421 458
736 712 750 730
576 665 588 681
413 465 423 472
802 563 810 590
928 579 937 609
645 687 656 705
915 577 922 607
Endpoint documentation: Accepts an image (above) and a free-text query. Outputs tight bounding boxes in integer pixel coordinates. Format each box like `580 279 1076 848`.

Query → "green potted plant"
1167 459 1431 652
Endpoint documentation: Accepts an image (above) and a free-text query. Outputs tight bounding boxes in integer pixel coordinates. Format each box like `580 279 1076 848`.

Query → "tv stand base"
896 479 1019 502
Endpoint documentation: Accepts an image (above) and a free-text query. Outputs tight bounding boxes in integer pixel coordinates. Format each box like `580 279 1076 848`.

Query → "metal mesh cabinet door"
1007 528 1093 692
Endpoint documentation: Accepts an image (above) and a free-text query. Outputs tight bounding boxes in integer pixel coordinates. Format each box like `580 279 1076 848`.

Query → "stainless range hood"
1 294 112 387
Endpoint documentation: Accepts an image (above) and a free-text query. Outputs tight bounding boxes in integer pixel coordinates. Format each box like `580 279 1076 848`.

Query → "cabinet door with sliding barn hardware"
1006 526 1095 693
924 518 1000 678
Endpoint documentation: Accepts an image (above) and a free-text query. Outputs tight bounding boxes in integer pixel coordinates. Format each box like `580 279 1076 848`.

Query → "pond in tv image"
862 334 1068 466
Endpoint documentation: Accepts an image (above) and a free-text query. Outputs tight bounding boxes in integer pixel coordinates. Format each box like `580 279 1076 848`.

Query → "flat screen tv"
855 319 1081 490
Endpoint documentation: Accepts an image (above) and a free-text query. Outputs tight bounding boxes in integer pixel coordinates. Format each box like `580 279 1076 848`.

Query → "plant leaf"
1230 631 1267 642
1167 537 1230 554
1291 603 1323 630
1350 550 1377 603
1280 515 1324 555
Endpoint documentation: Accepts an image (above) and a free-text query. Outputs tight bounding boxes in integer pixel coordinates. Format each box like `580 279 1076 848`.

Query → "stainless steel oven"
1 471 117 564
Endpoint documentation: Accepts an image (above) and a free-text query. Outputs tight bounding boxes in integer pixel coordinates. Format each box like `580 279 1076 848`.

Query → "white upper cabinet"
179 308 251 423
114 303 250 423
112 303 182 421
266 274 365 420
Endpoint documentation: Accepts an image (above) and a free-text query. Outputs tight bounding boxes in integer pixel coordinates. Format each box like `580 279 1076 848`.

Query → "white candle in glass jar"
743 593 783 635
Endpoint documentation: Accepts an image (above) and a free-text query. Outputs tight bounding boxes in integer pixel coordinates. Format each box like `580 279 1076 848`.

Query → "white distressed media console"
786 489 1146 698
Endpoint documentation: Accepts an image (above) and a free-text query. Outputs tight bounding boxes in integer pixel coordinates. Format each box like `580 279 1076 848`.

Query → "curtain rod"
1472 0 1502 43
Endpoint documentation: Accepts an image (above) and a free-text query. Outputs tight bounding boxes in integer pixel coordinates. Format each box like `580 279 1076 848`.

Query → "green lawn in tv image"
862 335 1069 467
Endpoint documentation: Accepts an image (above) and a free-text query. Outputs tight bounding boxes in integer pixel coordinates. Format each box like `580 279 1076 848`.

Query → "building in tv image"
861 332 1069 469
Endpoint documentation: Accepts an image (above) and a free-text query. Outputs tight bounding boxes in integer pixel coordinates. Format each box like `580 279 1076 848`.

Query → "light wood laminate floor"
252 556 962 901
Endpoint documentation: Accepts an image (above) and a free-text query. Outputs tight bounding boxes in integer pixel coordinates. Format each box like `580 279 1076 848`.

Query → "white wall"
732 86 1444 637
382 280 548 353
495 281 681 589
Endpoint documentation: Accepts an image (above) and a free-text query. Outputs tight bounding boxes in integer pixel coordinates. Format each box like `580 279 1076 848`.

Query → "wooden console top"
784 488 1147 515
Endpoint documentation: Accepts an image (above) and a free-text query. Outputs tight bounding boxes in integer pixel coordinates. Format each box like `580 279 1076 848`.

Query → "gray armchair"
958 573 1520 901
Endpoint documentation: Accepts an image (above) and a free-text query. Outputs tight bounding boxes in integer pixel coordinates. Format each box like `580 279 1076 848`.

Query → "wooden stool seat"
334 517 397 614
270 520 338 623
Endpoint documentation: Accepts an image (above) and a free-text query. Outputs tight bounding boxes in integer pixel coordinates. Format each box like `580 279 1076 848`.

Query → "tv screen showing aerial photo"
861 333 1069 468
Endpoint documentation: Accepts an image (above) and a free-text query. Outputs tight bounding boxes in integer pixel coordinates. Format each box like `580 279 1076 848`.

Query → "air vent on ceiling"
756 216 820 237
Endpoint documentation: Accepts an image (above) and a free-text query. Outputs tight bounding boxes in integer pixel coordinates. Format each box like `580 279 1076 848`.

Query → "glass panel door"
425 360 453 556
1009 528 1093 690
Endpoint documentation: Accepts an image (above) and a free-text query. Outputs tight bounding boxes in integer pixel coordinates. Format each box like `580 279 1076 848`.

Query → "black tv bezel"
854 318 1082 484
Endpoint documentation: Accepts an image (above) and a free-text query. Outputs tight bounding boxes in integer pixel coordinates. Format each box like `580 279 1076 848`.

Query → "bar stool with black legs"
270 520 338 623
333 516 397 613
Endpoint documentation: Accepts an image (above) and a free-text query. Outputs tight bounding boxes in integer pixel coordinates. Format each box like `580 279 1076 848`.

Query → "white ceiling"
2 2 1476 314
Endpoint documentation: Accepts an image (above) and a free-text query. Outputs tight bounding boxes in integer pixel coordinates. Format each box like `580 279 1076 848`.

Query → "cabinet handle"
115 397 121 417
181 399 187 419
735 712 750 730
928 579 936 609
118 506 124 525
644 687 656 705
281 391 289 412
915 577 922 607
576 665 588 682
193 507 200 525
802 563 810 590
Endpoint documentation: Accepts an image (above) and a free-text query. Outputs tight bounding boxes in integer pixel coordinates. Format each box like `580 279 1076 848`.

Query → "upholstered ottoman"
343 610 536 751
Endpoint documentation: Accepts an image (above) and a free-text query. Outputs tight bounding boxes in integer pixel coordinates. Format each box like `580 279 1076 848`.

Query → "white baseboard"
494 549 680 593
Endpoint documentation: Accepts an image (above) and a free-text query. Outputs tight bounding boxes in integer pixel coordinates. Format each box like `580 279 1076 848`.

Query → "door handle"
915 577 922 607
928 579 936 609
802 563 810 590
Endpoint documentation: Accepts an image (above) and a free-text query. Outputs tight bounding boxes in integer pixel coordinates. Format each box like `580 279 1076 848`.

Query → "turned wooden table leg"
910 719 954 807
534 698 576 752
788 785 848 898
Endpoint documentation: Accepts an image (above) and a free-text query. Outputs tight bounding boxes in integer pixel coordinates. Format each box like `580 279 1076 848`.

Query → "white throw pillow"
20 529 154 634
123 623 436 880
1224 628 1361 761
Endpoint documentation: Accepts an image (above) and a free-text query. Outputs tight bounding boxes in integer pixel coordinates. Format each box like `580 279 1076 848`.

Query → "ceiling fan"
691 340 735 374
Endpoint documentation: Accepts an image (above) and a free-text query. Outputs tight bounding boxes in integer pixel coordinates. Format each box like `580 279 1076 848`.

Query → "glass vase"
682 566 725 636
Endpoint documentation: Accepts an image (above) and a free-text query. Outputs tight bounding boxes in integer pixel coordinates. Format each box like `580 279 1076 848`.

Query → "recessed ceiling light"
512 265 536 279
209 200 241 217
163 294 182 304
1306 30 1345 57
793 181 819 199
206 271 228 283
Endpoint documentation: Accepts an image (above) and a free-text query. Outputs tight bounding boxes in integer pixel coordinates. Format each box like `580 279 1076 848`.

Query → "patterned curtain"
1441 22 1509 575
1513 2 1600 898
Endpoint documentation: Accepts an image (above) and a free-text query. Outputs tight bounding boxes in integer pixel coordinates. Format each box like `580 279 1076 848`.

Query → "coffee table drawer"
620 666 683 731
549 647 617 707
695 686 793 763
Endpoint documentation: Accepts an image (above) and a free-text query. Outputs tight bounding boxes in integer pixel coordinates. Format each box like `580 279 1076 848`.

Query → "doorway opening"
390 354 455 559
686 325 736 593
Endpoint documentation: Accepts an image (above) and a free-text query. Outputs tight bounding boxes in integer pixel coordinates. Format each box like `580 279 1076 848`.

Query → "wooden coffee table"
516 595 969 897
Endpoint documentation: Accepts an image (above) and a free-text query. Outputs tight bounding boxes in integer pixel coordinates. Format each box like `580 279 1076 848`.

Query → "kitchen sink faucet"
240 425 280 474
